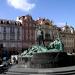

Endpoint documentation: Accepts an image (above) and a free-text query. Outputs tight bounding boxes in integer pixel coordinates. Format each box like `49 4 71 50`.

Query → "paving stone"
5 65 75 75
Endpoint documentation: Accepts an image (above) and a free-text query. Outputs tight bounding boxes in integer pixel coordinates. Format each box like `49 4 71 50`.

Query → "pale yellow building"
0 19 23 55
35 18 58 42
0 15 75 55
35 18 75 53
59 25 75 53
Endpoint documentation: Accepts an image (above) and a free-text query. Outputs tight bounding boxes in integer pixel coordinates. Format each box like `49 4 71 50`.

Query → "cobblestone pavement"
1 65 75 75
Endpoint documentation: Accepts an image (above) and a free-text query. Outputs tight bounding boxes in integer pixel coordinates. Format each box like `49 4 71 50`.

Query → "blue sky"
0 0 75 27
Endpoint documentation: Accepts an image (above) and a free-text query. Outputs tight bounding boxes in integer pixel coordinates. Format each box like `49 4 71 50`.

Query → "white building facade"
0 19 24 54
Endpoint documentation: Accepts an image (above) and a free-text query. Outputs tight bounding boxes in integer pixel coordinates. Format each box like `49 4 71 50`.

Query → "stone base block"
29 52 68 68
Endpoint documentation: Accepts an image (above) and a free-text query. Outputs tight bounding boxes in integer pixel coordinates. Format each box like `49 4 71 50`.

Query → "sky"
0 0 75 27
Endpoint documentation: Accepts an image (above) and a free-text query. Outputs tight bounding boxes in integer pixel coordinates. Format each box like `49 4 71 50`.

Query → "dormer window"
1 20 3 24
43 19 45 21
3 20 5 24
9 21 11 24
7 21 9 24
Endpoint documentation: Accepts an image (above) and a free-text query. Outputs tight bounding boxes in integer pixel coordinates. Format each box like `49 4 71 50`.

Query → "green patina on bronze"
21 33 64 57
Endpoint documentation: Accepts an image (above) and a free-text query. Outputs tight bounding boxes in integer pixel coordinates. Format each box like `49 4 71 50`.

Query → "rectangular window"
26 30 28 40
10 27 14 33
17 28 20 40
19 27 22 41
3 27 6 40
0 27 2 33
3 34 6 40
3 27 6 32
10 27 15 40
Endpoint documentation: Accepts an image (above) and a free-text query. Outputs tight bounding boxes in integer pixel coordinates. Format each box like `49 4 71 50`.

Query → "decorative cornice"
0 19 22 26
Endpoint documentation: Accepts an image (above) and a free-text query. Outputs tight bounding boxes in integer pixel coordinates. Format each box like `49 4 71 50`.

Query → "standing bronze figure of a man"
37 29 44 45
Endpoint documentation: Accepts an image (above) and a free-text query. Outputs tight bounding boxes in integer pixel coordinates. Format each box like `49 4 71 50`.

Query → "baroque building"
59 25 75 53
0 19 22 55
35 18 58 43
17 15 36 50
35 18 75 53
0 15 75 56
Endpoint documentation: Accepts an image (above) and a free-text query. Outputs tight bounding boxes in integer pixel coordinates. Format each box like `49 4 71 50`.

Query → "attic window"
9 21 11 24
1 20 3 24
7 21 9 24
3 20 5 23
43 19 45 21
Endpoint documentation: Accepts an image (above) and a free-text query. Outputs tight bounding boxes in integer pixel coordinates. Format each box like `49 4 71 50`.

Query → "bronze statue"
37 29 44 45
21 33 64 57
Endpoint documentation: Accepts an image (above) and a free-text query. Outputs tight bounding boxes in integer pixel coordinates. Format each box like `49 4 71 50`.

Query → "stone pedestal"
29 52 68 68
18 52 75 68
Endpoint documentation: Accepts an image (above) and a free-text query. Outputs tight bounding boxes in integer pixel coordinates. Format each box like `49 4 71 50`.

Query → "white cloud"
7 0 35 12
56 22 66 27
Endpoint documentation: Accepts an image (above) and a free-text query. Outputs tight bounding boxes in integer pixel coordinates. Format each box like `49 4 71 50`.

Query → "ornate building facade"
34 18 75 53
0 19 23 55
17 15 36 50
0 15 36 56
0 15 75 55
59 25 75 53
35 18 58 44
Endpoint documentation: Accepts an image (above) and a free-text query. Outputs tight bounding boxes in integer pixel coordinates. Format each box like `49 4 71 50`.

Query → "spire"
66 22 67 26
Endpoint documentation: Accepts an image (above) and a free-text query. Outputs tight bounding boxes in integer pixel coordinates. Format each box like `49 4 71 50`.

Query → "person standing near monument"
37 29 44 45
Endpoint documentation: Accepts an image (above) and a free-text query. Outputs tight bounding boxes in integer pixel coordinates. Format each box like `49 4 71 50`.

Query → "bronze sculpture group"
21 30 64 57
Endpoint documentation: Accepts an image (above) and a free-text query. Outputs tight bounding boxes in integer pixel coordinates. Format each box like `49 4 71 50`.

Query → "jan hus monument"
19 32 75 68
